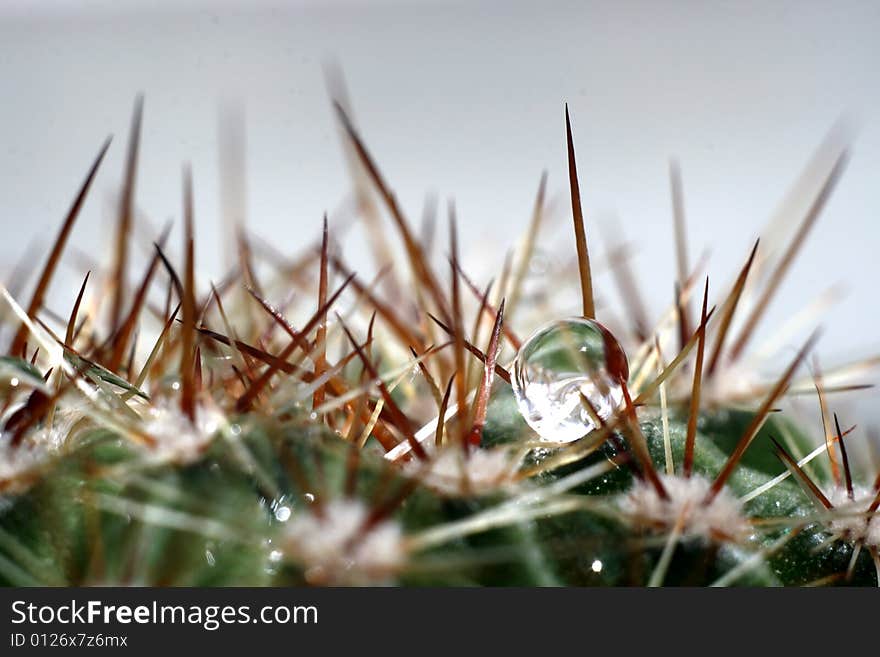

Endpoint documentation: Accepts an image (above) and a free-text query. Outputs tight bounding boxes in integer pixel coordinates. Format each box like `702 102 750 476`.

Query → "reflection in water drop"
512 317 628 443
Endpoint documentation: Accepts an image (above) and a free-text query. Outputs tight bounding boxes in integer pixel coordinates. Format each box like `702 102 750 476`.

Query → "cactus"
0 97 877 587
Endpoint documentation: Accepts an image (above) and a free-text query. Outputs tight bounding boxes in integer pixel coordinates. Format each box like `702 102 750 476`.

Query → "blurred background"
1 1 878 434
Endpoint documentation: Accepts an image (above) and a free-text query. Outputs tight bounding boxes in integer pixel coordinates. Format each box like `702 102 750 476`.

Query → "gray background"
1 1 878 437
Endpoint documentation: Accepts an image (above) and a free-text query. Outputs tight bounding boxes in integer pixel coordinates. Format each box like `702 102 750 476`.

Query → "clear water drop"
528 249 551 276
512 317 629 443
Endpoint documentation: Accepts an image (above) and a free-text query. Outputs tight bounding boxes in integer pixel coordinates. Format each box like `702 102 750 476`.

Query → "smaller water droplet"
528 249 551 276
275 506 291 522
205 549 216 567
512 317 628 443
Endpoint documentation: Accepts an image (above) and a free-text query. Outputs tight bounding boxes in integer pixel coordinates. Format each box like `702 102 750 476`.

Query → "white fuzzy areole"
620 474 752 543
143 402 225 463
827 486 880 548
403 445 519 496
281 498 404 585
0 406 83 494
0 441 45 494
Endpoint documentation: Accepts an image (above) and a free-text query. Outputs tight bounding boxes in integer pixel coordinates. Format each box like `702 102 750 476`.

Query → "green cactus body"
1 385 875 586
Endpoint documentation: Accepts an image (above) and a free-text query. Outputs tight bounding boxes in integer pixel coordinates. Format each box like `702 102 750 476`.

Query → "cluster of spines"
0 90 877 586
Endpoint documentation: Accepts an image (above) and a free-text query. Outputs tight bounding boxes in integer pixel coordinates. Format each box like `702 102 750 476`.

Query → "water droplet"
591 559 603 573
512 317 628 443
275 506 292 522
528 249 551 276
